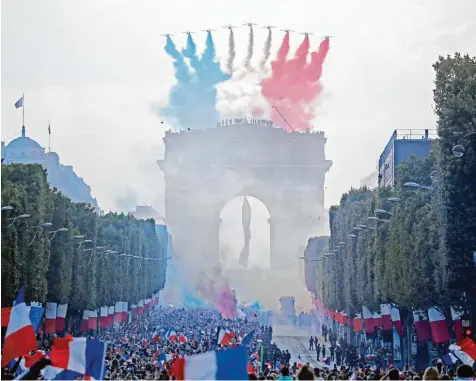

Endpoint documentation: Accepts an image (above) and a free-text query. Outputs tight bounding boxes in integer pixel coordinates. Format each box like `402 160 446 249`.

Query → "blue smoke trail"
161 32 231 130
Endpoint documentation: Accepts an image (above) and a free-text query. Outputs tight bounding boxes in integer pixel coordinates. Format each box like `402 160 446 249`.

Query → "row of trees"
1 163 167 310
312 54 476 322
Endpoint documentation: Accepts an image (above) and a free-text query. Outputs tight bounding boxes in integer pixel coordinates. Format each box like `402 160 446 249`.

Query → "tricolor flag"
56 304 68 332
241 330 254 346
353 313 363 332
217 328 235 346
131 304 137 319
99 307 108 329
451 307 463 341
49 336 106 380
138 300 144 316
362 306 374 334
380 304 392 331
449 338 476 366
15 96 24 109
412 309 431 342
45 302 58 334
107 306 114 326
80 310 89 333
114 302 122 323
121 302 128 322
87 310 98 331
166 329 178 342
373 312 382 328
1 287 38 366
391 306 404 336
171 345 247 380
428 307 450 344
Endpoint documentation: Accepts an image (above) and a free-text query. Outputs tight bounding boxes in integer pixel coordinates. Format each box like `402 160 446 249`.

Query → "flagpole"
22 93 25 127
48 122 51 153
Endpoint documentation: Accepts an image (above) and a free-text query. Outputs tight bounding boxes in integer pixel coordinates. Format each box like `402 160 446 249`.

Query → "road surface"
272 324 332 369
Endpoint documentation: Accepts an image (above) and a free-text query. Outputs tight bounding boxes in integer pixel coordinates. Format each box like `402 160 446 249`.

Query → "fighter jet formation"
162 23 333 39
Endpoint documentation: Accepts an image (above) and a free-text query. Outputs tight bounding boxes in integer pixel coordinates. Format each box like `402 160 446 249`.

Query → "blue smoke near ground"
160 233 208 308
161 32 231 130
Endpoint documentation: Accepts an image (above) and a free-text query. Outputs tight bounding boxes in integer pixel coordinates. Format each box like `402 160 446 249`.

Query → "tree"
433 53 476 321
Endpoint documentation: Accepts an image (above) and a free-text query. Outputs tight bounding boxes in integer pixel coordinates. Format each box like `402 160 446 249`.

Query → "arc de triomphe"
158 120 332 271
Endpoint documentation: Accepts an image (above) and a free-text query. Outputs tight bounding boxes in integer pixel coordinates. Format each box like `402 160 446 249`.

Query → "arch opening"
219 196 271 270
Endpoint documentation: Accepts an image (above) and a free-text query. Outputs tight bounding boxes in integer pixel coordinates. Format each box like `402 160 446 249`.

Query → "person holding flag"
1 286 38 367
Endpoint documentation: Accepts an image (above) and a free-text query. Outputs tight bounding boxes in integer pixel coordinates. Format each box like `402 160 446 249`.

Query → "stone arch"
158 121 332 271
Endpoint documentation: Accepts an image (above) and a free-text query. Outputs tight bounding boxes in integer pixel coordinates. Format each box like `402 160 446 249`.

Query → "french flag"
451 307 463 341
172 345 247 380
362 306 374 334
1 287 38 367
131 304 137 319
449 337 476 366
218 328 235 346
353 313 363 332
138 300 144 316
99 307 108 329
80 310 89 333
166 329 178 342
380 304 392 331
49 336 106 380
56 304 67 332
107 306 114 326
391 306 404 336
428 307 450 344
88 310 98 331
373 312 382 328
45 302 58 334
413 309 431 342
114 302 122 323
122 302 128 322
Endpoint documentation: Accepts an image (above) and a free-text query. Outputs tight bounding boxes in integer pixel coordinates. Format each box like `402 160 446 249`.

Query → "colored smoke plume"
216 28 273 118
260 28 273 70
260 36 330 131
161 32 231 130
226 28 236 73
244 25 254 70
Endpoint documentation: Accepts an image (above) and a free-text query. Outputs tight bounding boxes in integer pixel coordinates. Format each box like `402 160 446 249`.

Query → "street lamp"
28 222 53 245
77 239 93 249
403 182 435 191
6 213 30 228
375 208 393 216
452 131 476 157
367 216 379 221
49 227 68 241
388 197 401 202
74 235 86 239
1 205 14 211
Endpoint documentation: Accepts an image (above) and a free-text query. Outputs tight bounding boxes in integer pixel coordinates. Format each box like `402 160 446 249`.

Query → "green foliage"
312 53 476 318
1 164 166 310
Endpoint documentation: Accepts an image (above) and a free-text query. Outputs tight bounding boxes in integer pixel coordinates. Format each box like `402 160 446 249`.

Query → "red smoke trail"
261 36 330 131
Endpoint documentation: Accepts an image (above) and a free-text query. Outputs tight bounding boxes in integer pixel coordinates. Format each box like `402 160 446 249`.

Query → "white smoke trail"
244 25 254 70
227 28 236 73
260 28 272 70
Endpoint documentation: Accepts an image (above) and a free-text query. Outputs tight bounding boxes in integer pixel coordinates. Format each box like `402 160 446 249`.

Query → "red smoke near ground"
261 35 330 131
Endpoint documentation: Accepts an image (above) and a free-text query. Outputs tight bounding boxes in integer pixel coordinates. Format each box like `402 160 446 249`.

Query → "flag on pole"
48 123 51 135
15 96 24 109
1 287 38 366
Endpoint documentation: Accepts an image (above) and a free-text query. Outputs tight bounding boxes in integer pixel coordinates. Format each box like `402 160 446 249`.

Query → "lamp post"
403 182 435 191
6 213 30 228
77 239 93 250
452 131 476 157
28 222 53 245
1 205 14 211
48 227 68 241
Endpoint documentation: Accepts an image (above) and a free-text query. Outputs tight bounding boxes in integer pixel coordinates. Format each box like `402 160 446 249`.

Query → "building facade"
1 127 97 207
378 129 436 188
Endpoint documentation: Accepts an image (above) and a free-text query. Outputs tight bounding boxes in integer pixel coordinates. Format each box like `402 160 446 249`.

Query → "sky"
2 0 476 217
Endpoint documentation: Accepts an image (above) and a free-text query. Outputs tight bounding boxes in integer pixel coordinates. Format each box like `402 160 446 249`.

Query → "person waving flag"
1 286 38 366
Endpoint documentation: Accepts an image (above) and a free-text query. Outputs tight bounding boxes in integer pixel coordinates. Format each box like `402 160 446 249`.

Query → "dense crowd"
2 307 287 380
2 307 475 380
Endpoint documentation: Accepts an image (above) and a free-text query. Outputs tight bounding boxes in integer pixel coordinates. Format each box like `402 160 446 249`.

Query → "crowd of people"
2 307 288 380
2 306 475 380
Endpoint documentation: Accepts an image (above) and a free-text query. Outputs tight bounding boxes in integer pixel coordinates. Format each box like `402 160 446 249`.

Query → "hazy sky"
2 0 476 215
